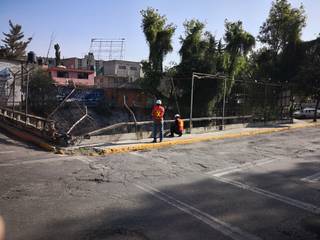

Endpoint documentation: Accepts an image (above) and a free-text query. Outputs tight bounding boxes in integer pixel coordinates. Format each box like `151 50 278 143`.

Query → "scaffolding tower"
89 38 125 60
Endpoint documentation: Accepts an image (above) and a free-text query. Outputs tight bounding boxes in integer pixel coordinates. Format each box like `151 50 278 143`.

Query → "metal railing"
87 115 252 137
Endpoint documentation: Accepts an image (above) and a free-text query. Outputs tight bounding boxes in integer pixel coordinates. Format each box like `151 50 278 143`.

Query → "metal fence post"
189 73 195 133
222 77 227 129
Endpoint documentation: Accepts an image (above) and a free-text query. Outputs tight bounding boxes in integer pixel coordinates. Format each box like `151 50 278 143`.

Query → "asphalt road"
0 127 320 240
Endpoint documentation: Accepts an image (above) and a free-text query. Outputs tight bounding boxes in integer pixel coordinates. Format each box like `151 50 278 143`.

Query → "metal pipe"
222 77 227 129
25 69 30 124
67 106 88 135
124 95 137 124
189 73 195 133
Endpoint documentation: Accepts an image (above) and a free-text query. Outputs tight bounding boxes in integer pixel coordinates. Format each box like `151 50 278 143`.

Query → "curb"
0 122 56 152
61 122 320 156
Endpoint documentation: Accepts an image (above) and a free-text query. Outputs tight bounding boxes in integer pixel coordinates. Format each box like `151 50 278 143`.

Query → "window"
78 59 82 67
118 65 127 70
57 71 69 78
77 72 89 79
130 66 137 71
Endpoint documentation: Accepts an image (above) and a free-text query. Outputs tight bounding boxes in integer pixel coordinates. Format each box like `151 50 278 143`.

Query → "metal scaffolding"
89 38 125 60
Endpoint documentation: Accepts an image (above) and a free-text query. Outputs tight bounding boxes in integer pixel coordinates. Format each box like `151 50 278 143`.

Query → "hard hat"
174 114 180 118
156 99 162 105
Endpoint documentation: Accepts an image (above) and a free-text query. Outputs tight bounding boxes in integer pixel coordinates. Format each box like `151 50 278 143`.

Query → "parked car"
293 108 320 119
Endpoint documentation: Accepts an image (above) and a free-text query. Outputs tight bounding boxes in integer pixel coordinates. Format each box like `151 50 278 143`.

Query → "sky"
1 0 320 66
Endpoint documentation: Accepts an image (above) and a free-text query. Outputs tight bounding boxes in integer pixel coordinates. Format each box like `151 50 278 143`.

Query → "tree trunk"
313 96 320 122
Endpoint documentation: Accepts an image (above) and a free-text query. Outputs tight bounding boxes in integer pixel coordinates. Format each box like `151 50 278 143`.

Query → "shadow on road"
0 129 44 152
18 160 320 240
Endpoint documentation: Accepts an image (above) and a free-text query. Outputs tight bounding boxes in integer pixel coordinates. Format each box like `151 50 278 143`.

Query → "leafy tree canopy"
1 20 32 59
258 0 306 55
140 7 176 97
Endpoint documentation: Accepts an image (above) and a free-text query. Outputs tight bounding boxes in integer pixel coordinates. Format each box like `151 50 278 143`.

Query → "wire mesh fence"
168 74 291 131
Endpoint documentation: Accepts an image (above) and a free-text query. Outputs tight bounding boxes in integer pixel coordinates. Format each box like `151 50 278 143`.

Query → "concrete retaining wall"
76 120 292 146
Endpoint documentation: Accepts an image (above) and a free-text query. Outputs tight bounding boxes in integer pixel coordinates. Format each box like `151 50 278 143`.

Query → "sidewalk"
58 119 320 156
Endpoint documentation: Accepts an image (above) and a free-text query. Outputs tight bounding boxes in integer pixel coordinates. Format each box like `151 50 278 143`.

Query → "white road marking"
0 156 86 167
301 171 320 183
134 182 262 240
210 176 320 215
0 151 15 154
206 158 276 177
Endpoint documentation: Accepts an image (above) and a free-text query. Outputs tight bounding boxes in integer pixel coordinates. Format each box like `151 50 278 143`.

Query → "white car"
293 108 320 119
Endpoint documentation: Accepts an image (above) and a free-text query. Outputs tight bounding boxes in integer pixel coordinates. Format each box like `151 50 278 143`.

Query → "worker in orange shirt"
152 99 165 143
170 114 184 137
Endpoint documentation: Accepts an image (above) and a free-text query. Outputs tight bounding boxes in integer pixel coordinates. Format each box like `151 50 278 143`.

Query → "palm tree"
224 20 255 76
141 7 176 73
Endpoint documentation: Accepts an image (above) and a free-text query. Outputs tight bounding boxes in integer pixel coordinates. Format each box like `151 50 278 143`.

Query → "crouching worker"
170 114 184 137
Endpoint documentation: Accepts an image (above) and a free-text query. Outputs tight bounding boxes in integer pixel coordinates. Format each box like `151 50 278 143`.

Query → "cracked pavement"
0 127 320 239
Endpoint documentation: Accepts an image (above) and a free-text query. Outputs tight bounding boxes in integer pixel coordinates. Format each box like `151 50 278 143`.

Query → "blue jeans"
153 121 163 141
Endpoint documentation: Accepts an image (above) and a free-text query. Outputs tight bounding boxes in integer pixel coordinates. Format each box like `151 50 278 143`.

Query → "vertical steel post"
25 67 29 124
12 74 16 113
189 73 195 133
222 76 227 129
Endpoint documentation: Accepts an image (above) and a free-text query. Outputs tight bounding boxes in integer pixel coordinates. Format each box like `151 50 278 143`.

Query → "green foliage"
173 19 254 116
176 20 222 116
294 38 320 97
258 0 306 54
28 68 58 116
54 44 61 66
224 20 255 78
252 0 306 85
140 7 176 96
0 20 32 59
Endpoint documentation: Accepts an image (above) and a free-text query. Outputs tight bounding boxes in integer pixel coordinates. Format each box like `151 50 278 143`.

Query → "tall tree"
294 38 320 122
140 7 176 96
258 0 306 55
28 68 57 116
176 20 223 116
224 20 255 78
54 44 61 66
1 20 32 59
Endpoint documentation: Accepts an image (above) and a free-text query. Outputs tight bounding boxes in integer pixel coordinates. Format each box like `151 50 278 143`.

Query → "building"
95 60 143 89
62 53 95 71
103 82 153 108
0 59 23 107
48 66 95 87
102 60 142 82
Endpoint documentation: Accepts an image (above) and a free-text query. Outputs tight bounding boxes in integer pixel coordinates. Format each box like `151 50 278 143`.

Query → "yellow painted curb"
97 122 320 155
0 121 56 152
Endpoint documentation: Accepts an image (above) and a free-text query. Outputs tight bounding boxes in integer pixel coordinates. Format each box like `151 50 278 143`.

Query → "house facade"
0 59 23 107
48 67 95 87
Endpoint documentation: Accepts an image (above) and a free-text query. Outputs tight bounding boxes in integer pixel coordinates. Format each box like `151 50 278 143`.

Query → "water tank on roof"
27 51 36 64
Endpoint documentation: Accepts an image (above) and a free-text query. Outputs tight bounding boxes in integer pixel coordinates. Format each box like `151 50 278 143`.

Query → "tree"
294 38 320 122
1 20 32 59
176 20 223 116
258 0 306 55
28 68 57 116
224 20 255 78
256 0 306 84
54 44 61 66
140 7 176 97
